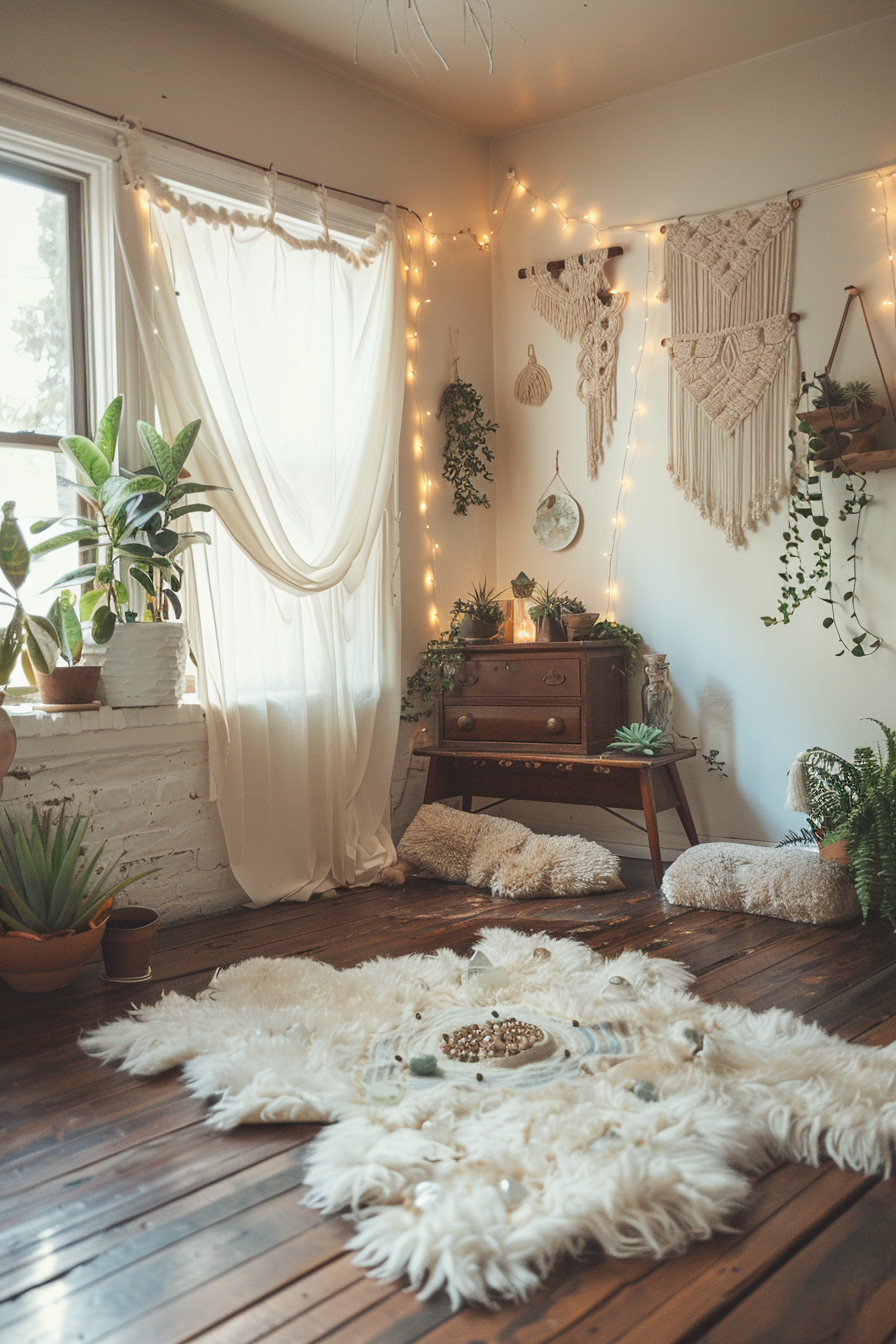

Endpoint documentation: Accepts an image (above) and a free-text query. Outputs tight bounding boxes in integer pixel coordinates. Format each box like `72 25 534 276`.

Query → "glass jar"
640 654 674 749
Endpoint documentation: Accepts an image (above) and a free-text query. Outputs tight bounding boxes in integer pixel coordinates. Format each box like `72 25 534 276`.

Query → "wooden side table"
413 745 699 888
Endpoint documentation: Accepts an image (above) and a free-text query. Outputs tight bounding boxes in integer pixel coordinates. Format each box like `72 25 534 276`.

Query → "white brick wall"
2 701 247 925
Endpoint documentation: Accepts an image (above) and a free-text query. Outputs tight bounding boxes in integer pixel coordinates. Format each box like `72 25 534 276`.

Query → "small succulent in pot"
609 722 666 756
527 583 581 642
451 579 506 641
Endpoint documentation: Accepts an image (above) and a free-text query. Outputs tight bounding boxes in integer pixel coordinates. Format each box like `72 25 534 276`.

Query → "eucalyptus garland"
438 380 497 515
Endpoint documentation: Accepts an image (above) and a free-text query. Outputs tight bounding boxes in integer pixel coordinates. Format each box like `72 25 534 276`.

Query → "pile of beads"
440 1017 544 1064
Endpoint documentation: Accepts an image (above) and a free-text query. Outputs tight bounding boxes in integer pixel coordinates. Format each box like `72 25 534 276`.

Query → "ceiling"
181 0 896 139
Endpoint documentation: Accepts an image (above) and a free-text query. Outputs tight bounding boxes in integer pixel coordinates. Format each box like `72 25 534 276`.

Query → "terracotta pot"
0 921 107 992
0 703 16 800
562 613 598 641
34 664 101 706
100 906 160 982
818 837 849 865
535 616 568 643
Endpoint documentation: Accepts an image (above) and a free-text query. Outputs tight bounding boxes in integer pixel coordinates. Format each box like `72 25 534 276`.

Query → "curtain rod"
0 75 421 222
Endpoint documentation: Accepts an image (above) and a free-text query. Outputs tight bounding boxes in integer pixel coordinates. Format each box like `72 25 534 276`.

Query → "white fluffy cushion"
397 802 623 899
662 842 860 925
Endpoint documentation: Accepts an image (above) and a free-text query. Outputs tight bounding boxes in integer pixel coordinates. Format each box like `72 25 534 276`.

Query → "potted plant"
0 501 62 695
801 377 886 470
35 397 227 708
0 806 157 991
589 618 643 674
561 597 599 641
783 718 896 928
527 583 576 642
27 591 101 707
608 723 666 756
450 580 505 641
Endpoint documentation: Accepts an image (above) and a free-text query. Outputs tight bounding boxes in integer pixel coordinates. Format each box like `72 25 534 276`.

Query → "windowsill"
5 695 206 739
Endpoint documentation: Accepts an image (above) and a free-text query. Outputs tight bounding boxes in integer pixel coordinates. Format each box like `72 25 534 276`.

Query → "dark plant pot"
0 921 107 992
535 617 568 643
34 665 101 706
101 906 160 982
457 615 502 642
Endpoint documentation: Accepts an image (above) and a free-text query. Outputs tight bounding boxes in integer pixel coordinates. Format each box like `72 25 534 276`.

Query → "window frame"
0 155 90 447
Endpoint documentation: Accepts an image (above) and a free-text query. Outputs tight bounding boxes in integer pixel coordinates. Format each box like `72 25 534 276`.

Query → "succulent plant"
609 722 666 756
450 579 505 627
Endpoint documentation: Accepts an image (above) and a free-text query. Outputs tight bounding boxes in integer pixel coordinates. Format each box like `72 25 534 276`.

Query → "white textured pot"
97 622 187 709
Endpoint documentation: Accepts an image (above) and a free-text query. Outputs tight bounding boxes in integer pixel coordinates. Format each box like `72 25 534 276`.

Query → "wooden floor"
3 859 896 1344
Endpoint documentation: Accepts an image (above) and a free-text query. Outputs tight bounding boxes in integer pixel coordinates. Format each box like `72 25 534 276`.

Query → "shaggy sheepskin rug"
663 843 860 925
81 929 896 1308
386 802 623 898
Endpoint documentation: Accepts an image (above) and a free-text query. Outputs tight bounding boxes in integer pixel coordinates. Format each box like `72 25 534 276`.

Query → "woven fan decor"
514 345 552 406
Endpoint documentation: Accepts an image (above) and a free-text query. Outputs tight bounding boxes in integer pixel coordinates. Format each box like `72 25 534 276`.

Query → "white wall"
0 0 499 837
489 18 896 856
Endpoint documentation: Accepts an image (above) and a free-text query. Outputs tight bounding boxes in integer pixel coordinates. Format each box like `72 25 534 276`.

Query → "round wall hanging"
532 454 581 551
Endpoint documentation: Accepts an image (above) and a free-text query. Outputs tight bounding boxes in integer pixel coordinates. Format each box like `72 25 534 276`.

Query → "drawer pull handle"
546 717 565 734
543 669 566 686
455 671 478 686
502 662 520 673
456 714 475 732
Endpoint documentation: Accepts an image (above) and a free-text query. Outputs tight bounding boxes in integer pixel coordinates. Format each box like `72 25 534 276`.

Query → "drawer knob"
543 669 566 686
502 662 520 673
546 716 565 734
456 714 476 732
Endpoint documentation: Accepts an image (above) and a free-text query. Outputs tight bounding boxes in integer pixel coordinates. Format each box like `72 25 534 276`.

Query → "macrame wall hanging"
514 345 552 406
527 252 627 478
659 200 800 547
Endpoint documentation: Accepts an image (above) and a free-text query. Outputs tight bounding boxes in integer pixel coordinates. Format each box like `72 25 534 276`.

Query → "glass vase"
640 654 674 749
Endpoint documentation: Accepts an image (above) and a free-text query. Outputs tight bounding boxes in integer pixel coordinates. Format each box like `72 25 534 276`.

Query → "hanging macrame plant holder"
528 252 626 478
660 200 799 547
514 344 552 406
800 286 896 475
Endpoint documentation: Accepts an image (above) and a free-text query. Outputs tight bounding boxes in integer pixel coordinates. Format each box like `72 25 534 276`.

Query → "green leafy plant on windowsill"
781 719 896 927
438 380 497 515
0 501 60 692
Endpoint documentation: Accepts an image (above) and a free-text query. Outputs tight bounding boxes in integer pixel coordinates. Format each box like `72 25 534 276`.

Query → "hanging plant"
761 372 880 658
438 380 497 515
401 632 466 723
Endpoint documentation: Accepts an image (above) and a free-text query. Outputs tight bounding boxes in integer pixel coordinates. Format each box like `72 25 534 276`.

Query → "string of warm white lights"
875 172 896 322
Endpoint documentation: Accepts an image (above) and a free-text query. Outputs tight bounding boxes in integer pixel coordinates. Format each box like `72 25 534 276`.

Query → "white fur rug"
81 929 896 1308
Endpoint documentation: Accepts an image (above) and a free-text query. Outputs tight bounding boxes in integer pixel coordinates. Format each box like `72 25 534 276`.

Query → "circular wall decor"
532 491 580 551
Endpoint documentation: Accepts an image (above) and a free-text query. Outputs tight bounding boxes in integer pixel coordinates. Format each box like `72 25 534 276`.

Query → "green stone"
409 1054 440 1076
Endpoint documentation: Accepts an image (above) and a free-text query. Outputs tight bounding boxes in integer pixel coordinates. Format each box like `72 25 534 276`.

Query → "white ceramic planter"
97 622 188 709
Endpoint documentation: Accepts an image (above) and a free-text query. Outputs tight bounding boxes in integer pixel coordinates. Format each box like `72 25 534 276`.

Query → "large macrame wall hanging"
528 252 627 478
659 201 799 547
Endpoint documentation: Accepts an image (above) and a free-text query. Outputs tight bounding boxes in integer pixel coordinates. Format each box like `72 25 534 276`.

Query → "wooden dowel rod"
659 312 801 347
517 246 623 279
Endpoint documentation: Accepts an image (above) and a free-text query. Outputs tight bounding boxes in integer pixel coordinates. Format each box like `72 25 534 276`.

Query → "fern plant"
438 381 497 515
786 719 896 927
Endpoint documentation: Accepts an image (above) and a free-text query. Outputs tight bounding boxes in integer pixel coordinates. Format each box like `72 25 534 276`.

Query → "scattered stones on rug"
662 842 860 924
441 1018 545 1063
409 1055 440 1076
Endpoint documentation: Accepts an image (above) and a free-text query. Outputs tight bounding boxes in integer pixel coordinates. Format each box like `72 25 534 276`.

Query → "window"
0 158 88 654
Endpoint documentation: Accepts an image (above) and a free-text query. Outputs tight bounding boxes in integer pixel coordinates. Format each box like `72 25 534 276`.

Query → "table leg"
668 762 699 847
639 769 664 888
423 757 448 804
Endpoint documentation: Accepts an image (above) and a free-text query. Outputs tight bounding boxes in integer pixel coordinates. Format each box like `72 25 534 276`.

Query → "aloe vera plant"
0 806 157 934
609 722 666 756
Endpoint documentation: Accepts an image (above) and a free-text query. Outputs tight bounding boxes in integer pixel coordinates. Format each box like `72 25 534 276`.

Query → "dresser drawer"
452 655 581 699
442 703 582 746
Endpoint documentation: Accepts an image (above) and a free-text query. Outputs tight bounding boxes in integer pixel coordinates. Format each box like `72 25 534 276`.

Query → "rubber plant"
438 380 497 515
762 372 880 658
0 502 60 689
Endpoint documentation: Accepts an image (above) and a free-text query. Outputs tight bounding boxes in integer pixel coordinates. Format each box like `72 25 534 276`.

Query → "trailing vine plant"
762 373 880 658
438 380 497 515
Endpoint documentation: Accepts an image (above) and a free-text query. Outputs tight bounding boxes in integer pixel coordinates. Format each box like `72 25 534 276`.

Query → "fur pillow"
662 842 860 925
390 802 623 899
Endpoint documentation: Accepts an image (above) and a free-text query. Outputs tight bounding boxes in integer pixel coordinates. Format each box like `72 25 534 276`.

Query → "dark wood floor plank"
692 1179 896 1344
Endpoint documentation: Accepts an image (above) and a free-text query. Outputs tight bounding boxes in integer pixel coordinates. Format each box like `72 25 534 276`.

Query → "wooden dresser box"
437 640 628 755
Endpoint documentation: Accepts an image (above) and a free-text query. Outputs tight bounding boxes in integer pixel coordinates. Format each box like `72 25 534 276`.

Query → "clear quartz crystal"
497 1177 527 1208
413 1181 443 1210
601 974 636 1001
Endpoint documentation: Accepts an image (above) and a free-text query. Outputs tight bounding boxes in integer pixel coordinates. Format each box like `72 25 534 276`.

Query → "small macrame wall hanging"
527 252 627 478
532 452 581 551
659 199 800 547
514 344 552 406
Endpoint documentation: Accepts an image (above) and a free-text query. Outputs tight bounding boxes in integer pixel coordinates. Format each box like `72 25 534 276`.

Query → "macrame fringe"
514 345 552 406
785 753 811 813
117 128 394 269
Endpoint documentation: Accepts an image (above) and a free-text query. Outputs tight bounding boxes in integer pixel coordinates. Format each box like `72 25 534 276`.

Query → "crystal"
412 1181 442 1210
497 1177 527 1208
477 967 511 991
602 975 636 1001
468 950 494 974
631 1080 659 1103
409 1054 440 1076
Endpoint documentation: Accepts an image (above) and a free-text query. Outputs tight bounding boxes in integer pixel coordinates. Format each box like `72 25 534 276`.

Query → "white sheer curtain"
116 169 405 903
